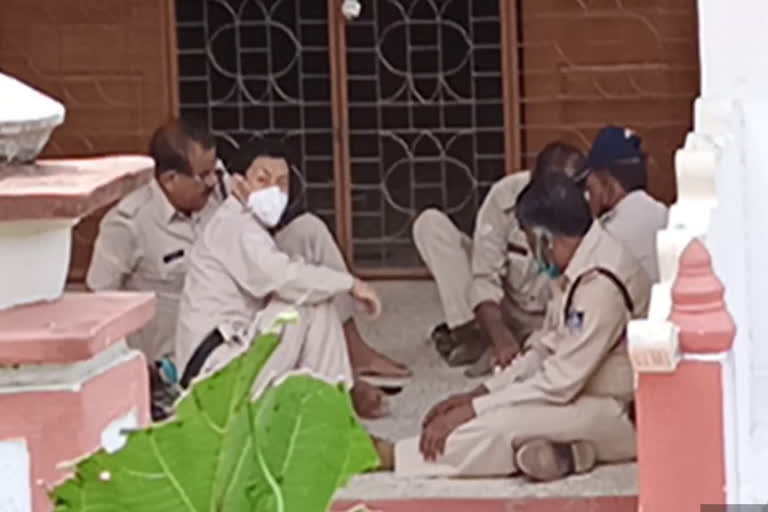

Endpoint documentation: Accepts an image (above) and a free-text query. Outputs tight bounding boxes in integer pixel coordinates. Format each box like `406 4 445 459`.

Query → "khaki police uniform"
413 172 551 339
86 174 228 362
395 221 651 477
601 190 669 283
174 199 355 394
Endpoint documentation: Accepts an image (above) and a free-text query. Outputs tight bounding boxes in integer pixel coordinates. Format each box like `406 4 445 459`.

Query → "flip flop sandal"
356 372 411 394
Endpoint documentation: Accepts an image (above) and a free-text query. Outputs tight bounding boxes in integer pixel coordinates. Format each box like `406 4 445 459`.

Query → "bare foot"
344 320 412 378
351 380 390 419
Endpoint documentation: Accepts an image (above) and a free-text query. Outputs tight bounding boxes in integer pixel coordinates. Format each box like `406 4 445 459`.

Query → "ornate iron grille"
176 0 507 269
176 0 335 230
345 0 506 268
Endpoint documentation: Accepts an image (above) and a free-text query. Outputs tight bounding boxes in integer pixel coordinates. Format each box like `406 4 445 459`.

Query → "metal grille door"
176 0 339 231
344 0 507 270
176 0 511 274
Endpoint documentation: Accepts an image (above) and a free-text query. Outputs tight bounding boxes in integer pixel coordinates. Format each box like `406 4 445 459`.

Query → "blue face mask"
533 229 561 279
537 258 561 279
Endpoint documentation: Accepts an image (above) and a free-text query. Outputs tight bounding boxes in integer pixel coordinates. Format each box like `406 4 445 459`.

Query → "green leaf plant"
50 312 380 512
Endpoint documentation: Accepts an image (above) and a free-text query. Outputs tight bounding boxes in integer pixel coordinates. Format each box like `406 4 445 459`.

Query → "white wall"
696 0 768 502
699 0 768 99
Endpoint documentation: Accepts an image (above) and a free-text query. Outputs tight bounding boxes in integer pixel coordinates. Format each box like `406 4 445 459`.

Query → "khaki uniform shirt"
473 221 652 414
602 190 668 283
470 172 551 314
174 197 355 372
86 175 228 362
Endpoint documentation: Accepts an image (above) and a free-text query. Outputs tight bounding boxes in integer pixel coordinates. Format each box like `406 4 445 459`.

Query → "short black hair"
227 137 292 176
515 171 593 237
595 158 647 192
148 117 215 175
532 142 585 179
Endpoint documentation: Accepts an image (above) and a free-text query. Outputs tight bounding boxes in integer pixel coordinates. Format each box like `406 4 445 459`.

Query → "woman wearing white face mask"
175 138 408 418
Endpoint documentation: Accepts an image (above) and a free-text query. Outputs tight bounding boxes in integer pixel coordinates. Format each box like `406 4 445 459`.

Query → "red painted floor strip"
333 495 637 512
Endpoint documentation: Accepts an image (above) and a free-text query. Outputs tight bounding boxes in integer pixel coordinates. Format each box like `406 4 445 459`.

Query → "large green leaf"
51 329 379 512
248 374 380 512
52 332 279 512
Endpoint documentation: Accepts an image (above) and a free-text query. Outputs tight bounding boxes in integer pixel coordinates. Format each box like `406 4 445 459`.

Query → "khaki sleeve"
86 210 139 291
228 226 355 304
473 275 629 414
482 295 560 390
482 339 549 392
469 188 511 308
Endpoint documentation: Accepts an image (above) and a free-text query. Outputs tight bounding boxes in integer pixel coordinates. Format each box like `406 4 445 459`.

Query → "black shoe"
444 321 490 367
464 348 494 377
446 339 488 367
431 323 457 358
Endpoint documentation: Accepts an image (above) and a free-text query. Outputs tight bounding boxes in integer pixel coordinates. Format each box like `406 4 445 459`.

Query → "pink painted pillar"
635 239 734 511
0 294 155 512
0 155 156 512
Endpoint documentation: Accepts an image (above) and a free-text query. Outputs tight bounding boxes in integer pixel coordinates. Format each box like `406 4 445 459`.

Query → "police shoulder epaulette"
115 184 152 218
576 268 600 283
564 267 634 322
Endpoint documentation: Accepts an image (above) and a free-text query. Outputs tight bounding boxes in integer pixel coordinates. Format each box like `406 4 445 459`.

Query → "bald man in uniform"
175 138 400 418
575 126 668 282
413 142 586 377
87 118 229 365
376 172 650 481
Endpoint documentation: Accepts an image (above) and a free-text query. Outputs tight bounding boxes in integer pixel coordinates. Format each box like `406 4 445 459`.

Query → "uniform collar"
600 190 646 224
149 177 199 224
563 221 604 284
222 194 246 213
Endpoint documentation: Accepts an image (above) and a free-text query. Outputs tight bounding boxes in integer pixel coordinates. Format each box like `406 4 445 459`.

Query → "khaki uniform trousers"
275 214 356 323
395 394 636 478
196 214 355 395
202 298 354 399
413 209 543 337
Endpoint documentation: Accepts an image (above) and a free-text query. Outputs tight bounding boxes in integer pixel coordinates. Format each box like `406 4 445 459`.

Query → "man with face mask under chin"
174 138 406 419
575 126 669 283
372 172 650 482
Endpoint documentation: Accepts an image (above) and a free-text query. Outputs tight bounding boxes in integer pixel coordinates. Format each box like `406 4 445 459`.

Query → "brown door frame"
501 0 523 174
325 0 522 278
167 0 181 117
326 0 521 279
326 0 355 267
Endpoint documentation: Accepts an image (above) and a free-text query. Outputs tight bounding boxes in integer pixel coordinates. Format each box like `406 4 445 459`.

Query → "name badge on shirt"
163 249 185 264
567 311 584 332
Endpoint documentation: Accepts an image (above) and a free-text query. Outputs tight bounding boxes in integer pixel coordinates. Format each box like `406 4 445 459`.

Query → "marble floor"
335 281 637 502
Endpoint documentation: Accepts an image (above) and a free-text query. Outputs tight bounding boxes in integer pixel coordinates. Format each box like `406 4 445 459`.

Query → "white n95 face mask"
247 185 288 227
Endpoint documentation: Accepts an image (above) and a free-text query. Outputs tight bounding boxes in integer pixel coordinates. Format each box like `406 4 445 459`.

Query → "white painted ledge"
0 218 77 311
0 341 141 394
628 319 682 374
0 438 32 512
647 282 673 323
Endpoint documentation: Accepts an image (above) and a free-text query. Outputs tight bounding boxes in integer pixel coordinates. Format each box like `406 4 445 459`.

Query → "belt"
180 328 226 389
